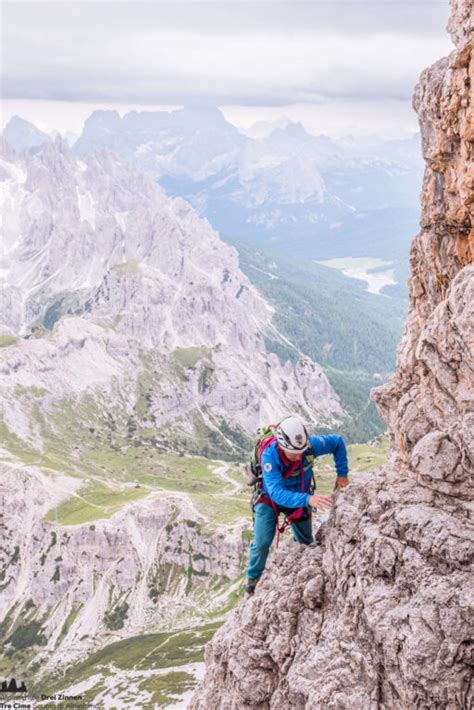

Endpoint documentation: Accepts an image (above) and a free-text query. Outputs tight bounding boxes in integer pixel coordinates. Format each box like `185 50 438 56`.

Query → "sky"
1 0 454 139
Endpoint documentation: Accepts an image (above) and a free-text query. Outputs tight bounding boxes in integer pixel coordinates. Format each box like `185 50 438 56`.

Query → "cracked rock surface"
191 2 474 707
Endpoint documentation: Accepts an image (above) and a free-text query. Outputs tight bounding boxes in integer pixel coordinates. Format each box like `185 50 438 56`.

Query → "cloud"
2 1 453 38
2 1 453 106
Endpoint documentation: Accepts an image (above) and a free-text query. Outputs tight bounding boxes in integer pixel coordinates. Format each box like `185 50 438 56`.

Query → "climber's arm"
309 434 349 486
261 451 311 508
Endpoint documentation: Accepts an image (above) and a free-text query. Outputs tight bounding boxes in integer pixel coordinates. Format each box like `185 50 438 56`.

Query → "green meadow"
45 480 149 525
36 623 221 706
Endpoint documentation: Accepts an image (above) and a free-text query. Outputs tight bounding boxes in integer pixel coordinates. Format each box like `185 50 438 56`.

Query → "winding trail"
211 462 243 495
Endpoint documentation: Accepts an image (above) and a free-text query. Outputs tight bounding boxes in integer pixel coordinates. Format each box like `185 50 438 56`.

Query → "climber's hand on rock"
308 494 333 510
334 477 349 491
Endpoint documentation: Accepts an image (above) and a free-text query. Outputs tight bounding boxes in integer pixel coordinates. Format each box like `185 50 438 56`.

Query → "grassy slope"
39 434 388 528
1 385 389 530
45 480 149 525
27 623 221 706
40 437 388 528
0 335 18 347
43 448 250 528
314 436 388 495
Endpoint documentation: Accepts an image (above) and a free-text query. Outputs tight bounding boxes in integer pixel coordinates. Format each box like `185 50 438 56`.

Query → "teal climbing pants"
246 502 313 581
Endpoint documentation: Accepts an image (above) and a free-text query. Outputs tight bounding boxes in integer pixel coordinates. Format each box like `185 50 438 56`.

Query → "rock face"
191 2 474 708
374 0 474 488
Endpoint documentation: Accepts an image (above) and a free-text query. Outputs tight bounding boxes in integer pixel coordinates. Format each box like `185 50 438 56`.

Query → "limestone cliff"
191 2 474 708
0 460 244 675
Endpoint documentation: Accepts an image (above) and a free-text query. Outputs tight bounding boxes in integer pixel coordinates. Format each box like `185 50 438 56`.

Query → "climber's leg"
291 511 314 545
246 503 277 582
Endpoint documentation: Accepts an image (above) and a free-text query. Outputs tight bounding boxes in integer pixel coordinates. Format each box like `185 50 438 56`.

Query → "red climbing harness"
255 437 310 547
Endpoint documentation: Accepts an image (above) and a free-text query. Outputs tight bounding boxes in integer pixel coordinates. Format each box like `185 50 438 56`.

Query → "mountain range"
1 110 417 442
0 136 345 460
71 106 422 296
4 108 422 297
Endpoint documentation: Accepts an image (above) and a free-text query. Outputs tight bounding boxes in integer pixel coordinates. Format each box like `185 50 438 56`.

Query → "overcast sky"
1 1 454 138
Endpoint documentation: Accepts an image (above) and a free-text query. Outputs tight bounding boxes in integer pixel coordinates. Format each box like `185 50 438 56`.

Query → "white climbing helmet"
275 416 309 452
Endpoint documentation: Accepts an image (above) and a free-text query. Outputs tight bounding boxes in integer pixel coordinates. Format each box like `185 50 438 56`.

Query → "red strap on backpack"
257 442 308 547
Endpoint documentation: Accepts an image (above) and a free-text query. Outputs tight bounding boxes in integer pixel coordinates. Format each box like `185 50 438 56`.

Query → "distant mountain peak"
83 110 122 128
270 121 310 140
283 121 309 137
5 115 35 129
2 115 50 152
175 104 238 131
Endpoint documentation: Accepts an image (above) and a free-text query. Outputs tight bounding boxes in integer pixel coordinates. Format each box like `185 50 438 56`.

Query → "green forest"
231 239 407 443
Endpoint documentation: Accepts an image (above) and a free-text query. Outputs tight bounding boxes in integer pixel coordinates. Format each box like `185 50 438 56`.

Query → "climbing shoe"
244 578 259 595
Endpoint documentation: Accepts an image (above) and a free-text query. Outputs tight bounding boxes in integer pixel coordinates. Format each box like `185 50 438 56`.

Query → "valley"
0 429 388 707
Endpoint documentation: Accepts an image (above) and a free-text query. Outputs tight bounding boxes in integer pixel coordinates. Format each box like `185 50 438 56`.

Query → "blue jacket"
261 434 348 509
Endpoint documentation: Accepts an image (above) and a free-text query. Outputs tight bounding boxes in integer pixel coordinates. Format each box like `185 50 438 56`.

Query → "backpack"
245 422 279 488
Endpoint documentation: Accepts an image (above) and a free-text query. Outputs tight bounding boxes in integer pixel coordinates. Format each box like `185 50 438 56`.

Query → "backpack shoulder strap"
257 434 276 464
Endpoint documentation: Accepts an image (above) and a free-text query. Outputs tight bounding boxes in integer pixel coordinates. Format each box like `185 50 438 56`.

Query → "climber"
245 416 349 594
